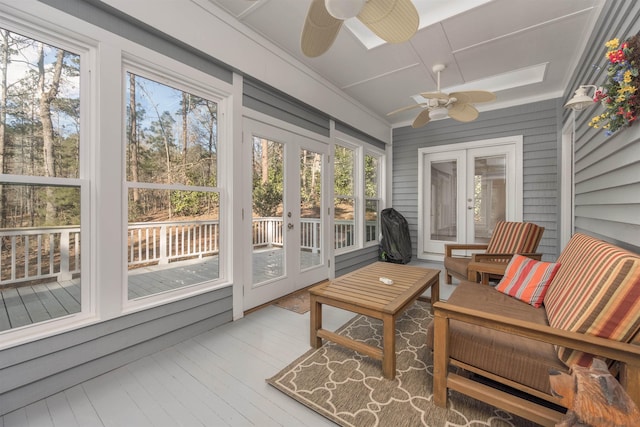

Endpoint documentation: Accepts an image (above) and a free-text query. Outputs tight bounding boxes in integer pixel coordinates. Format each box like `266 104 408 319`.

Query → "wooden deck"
0 249 322 332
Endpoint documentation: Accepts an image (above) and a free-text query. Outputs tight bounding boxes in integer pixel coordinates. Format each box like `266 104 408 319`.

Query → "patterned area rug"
273 289 311 314
267 301 539 426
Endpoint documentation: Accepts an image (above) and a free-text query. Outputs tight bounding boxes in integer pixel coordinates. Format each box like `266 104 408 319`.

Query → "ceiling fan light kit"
324 0 365 20
429 107 448 120
301 0 419 57
388 63 496 128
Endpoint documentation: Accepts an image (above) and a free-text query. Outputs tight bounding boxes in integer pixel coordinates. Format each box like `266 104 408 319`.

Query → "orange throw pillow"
496 254 560 308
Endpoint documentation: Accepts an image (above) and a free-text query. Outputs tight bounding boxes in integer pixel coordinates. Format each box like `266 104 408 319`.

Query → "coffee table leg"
382 313 395 379
310 295 322 348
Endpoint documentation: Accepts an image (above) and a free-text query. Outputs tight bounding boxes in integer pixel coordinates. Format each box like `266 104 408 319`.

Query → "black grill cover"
378 208 412 264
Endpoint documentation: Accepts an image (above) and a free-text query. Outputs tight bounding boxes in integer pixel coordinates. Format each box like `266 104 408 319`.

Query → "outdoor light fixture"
564 85 598 111
324 0 365 19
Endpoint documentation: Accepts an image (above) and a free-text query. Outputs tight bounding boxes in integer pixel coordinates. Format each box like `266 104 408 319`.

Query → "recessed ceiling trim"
452 7 595 54
340 63 423 90
411 63 548 104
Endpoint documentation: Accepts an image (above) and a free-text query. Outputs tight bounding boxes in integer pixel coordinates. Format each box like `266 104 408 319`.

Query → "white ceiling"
200 0 604 127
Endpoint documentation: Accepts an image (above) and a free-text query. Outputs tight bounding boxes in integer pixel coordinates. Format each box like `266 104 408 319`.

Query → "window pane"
0 184 81 332
1 29 80 179
365 155 379 198
125 71 221 300
127 188 219 299
334 145 354 196
251 137 285 284
334 197 354 250
473 156 506 242
365 199 378 243
300 149 322 269
0 27 83 332
431 160 457 242
125 73 218 187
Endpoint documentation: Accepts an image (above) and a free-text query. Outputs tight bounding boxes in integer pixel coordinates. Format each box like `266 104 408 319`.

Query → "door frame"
241 114 330 311
417 135 523 261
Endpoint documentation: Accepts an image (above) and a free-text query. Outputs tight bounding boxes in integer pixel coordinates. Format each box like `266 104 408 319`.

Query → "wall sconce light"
564 85 599 111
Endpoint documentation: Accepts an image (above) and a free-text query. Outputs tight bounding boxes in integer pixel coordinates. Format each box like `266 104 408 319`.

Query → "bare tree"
129 73 140 204
0 30 9 227
37 44 65 223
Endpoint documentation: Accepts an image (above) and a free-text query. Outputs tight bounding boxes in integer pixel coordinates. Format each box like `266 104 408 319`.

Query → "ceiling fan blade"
301 0 343 57
448 103 479 122
420 92 450 100
450 90 496 104
357 0 419 44
387 103 425 116
412 109 431 128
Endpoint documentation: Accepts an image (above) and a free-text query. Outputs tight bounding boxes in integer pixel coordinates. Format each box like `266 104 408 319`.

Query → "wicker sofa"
427 233 640 426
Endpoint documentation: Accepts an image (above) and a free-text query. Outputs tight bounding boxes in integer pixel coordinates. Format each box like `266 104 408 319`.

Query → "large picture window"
0 27 85 332
125 70 221 300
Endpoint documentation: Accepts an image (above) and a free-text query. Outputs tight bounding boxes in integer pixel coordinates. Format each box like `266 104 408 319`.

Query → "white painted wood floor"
1 261 451 427
0 304 355 427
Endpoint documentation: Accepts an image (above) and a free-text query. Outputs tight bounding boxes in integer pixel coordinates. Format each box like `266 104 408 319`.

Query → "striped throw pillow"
544 233 640 367
495 254 560 307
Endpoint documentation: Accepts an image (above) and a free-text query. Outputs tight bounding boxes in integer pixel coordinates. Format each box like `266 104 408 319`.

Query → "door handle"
287 223 294 229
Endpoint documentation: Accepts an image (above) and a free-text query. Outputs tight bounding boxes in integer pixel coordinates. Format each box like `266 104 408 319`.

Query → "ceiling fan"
388 64 497 128
301 0 419 57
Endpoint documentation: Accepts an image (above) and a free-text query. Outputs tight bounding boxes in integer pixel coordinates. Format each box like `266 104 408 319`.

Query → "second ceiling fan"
388 64 497 128
301 0 419 57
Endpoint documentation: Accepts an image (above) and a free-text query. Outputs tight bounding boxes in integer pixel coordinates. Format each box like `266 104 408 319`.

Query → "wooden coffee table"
309 262 439 379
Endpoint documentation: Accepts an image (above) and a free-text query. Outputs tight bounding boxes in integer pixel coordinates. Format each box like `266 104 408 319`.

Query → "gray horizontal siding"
561 0 640 253
0 286 232 416
40 0 233 84
335 246 379 277
392 99 560 261
243 77 331 137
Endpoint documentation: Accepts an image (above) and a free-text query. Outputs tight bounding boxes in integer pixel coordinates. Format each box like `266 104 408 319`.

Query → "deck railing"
1 217 377 287
0 226 81 286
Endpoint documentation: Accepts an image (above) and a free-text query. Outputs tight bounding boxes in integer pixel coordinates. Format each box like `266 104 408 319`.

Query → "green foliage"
252 179 282 217
334 145 353 196
171 190 205 217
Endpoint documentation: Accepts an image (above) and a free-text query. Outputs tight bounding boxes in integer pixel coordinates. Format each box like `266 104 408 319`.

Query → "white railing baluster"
0 217 353 287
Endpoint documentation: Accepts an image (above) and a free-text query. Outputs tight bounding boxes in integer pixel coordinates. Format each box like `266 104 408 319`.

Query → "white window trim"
0 12 98 349
333 131 386 255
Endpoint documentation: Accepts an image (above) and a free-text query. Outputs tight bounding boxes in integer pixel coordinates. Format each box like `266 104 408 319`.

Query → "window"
0 27 86 332
334 144 356 251
125 70 221 300
364 153 381 244
333 139 385 253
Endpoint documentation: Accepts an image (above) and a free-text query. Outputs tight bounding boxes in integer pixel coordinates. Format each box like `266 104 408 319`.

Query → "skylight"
344 0 493 49
411 63 548 104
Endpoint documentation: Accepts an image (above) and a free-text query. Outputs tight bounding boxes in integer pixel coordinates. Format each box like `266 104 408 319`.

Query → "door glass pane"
430 160 457 242
252 137 284 284
300 149 322 270
473 155 506 243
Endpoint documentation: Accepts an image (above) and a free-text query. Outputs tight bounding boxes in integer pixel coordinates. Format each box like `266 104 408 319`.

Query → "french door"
243 118 328 310
418 137 522 260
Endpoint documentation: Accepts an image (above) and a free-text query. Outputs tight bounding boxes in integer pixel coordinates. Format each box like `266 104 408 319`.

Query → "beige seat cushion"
443 256 472 280
426 281 567 394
